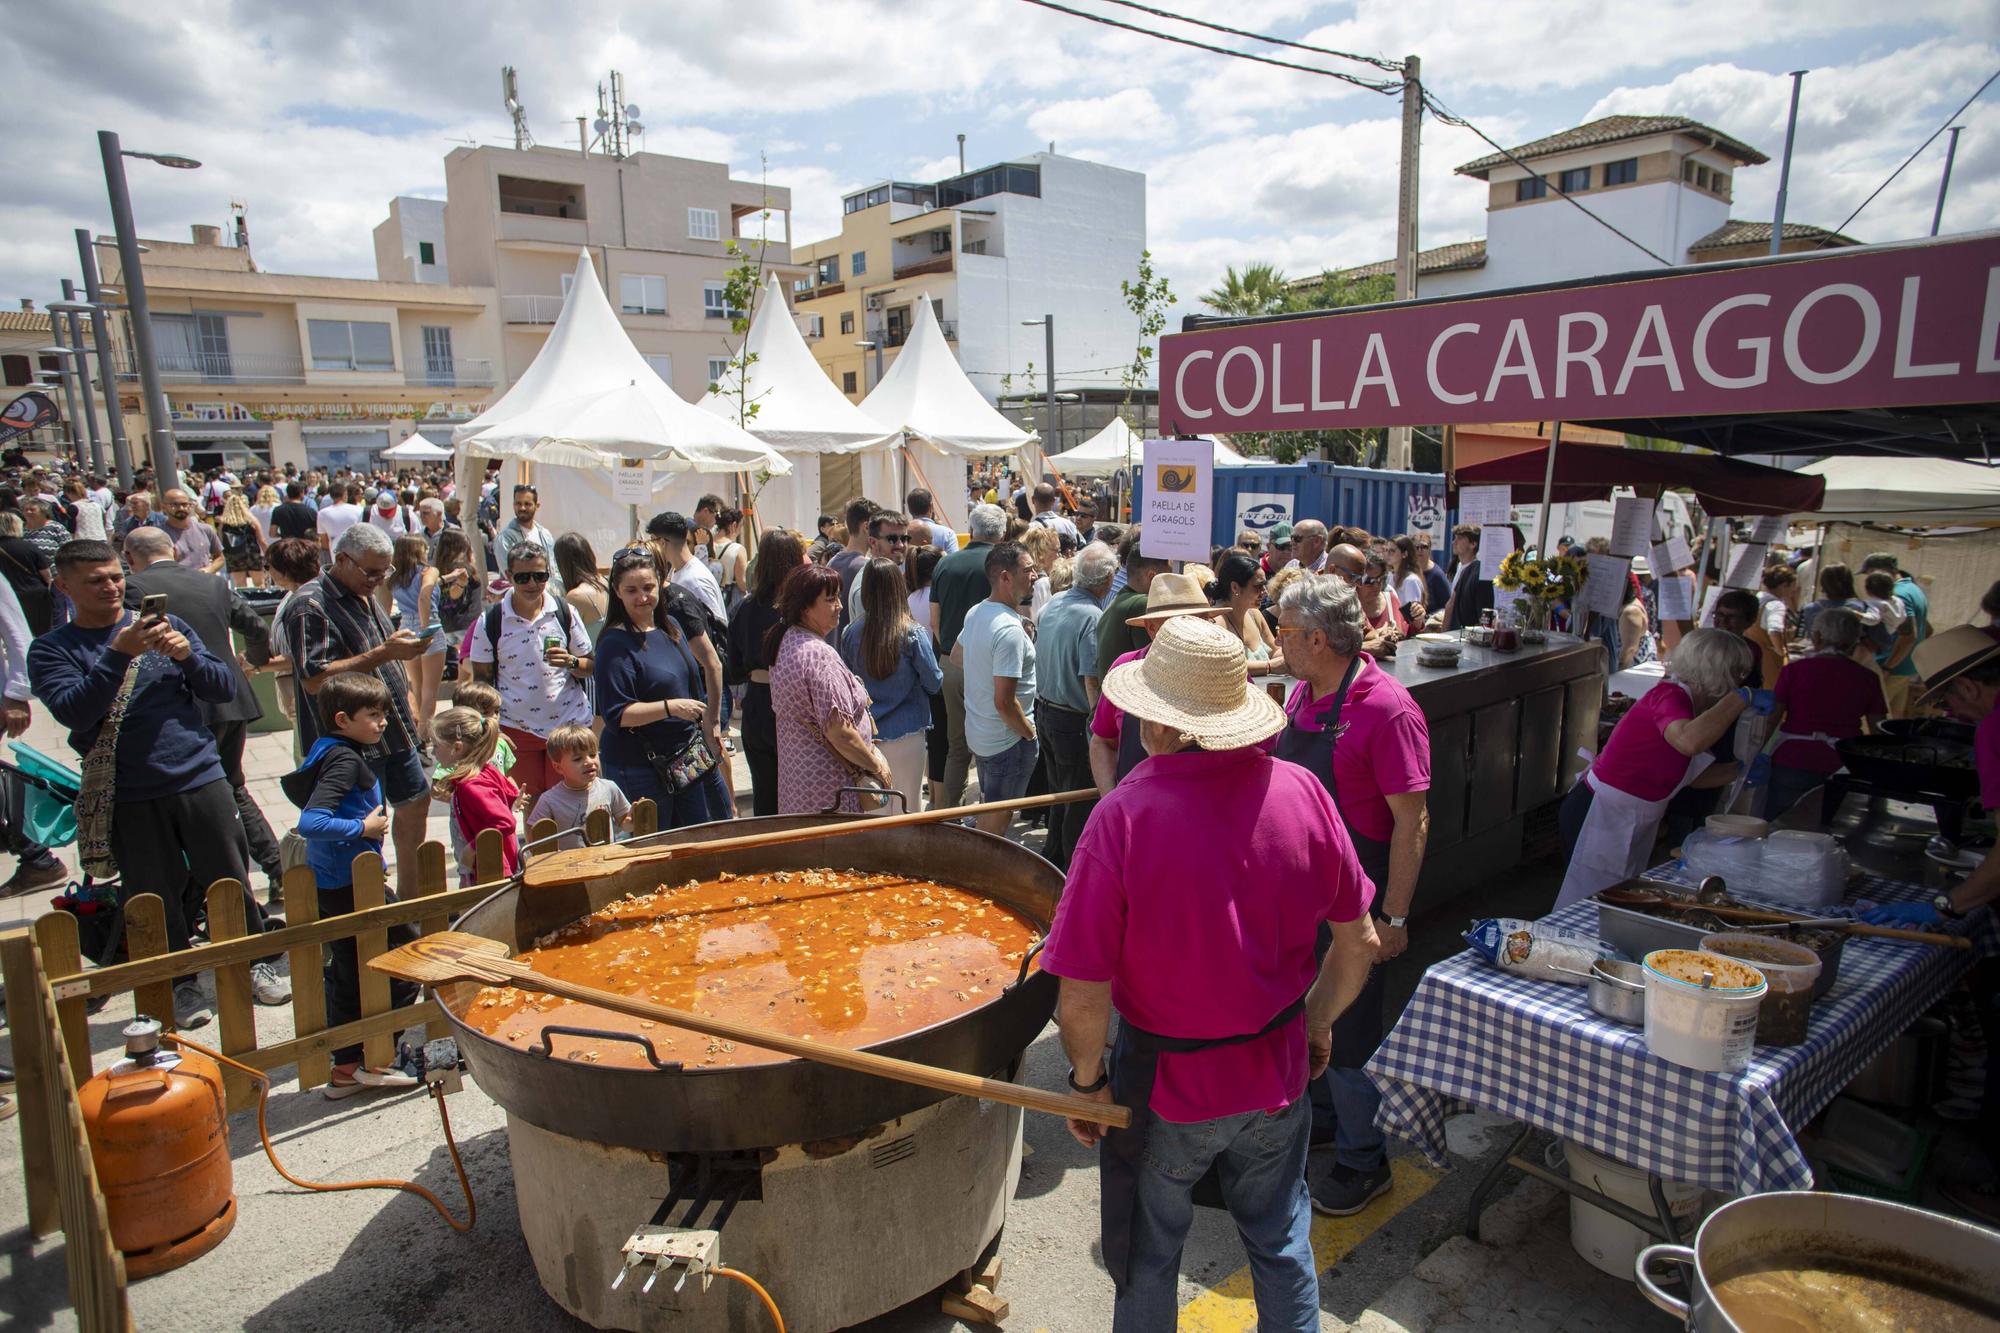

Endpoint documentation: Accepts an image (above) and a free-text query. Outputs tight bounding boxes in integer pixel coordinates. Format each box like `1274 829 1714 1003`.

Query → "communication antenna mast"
590 71 643 158
502 65 533 149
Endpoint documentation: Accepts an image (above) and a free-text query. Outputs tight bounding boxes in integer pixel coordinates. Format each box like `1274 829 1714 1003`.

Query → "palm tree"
1202 262 1291 316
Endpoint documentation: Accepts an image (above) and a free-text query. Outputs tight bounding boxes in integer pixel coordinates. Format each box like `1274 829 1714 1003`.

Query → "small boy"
527 724 632 852
281 671 420 1099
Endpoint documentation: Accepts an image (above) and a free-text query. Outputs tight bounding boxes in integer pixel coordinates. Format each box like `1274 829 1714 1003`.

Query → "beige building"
424 144 798 405
101 225 503 474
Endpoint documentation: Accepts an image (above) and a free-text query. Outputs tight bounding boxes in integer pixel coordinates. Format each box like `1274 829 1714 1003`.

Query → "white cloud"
1026 89 1176 145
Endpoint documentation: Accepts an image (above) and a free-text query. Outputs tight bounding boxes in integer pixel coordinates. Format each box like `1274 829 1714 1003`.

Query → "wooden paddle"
372 931 1132 1129
1677 902 1972 950
522 788 1100 891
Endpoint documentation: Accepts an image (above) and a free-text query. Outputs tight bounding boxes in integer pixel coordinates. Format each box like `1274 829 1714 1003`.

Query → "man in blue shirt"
1035 541 1116 868
959 541 1040 838
1863 551 1930 717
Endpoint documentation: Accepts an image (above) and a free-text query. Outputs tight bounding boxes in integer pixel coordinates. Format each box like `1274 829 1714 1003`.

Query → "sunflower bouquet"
1493 550 1587 632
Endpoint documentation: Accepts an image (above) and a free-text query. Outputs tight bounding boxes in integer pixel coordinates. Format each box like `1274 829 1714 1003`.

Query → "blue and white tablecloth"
1367 869 1983 1193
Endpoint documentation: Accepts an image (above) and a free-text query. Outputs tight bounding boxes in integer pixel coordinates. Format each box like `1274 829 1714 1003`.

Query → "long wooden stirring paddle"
372 931 1131 1129
1673 902 1972 950
522 788 1100 891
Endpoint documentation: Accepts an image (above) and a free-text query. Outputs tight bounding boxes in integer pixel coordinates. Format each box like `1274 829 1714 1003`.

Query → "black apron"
1272 656 1394 1069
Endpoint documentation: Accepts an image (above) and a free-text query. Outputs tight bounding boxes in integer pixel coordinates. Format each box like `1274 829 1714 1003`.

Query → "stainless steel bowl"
1589 958 1646 1025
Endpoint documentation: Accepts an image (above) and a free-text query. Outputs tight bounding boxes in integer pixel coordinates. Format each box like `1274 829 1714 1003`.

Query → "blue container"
1135 459 1451 551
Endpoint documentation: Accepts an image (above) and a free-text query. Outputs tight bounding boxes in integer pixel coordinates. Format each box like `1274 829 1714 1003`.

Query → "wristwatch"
1384 915 1408 929
1067 1066 1110 1094
1934 893 1963 920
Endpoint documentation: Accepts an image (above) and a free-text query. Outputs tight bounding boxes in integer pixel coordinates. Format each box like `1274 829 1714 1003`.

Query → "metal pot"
1635 1190 2000 1330
1588 959 1645 1025
437 814 1065 1153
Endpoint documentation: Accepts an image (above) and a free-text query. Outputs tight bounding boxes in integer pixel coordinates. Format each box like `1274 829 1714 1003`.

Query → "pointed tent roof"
860 299 1036 457
454 251 788 475
699 274 899 454
1047 417 1247 478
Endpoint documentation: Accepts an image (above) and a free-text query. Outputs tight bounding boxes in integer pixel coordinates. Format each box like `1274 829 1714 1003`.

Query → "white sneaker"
173 982 214 1029
250 961 291 1006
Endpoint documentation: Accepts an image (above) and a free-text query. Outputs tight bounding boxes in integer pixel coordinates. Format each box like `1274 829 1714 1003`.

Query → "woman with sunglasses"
1204 551 1283 675
1354 550 1405 657
467 545 594 807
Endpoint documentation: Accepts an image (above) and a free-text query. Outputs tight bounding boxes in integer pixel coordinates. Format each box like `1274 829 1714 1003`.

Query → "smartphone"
416 623 443 641
140 593 169 621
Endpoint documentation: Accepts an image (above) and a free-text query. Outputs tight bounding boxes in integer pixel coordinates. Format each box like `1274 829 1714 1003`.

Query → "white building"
372 196 449 285
793 152 1146 409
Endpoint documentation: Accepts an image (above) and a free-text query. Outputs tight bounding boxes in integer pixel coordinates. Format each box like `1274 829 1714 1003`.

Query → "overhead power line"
1091 0 1404 73
1012 0 1404 94
1821 65 1999 243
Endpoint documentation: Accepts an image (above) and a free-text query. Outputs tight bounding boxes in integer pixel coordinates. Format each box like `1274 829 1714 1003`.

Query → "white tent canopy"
1793 456 2000 527
1046 416 1247 478
382 434 453 461
699 273 898 534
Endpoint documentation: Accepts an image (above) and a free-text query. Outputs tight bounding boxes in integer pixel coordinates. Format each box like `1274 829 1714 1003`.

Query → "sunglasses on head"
512 570 551 585
612 545 655 563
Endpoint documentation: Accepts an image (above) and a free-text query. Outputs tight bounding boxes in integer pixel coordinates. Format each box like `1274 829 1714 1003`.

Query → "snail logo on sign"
1156 464 1198 494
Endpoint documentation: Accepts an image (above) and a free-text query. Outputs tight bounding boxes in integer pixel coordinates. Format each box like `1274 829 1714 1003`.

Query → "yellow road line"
1177 1157 1441 1332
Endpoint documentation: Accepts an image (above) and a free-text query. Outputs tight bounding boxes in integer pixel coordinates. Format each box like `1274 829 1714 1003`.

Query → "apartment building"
102 225 503 474
425 144 796 405
791 152 1146 421
373 196 449 284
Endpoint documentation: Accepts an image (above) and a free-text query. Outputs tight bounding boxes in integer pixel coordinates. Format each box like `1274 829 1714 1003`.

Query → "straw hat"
1125 571 1228 627
1914 624 2000 707
1101 616 1287 751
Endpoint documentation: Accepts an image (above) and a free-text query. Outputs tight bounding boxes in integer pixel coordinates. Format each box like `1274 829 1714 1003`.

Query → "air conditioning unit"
865 294 884 311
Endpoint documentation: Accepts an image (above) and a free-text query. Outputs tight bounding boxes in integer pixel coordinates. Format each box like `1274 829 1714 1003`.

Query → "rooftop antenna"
590 72 643 158
502 65 533 150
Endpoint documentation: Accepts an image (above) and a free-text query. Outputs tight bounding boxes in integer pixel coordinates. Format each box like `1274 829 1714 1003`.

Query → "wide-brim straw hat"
1127 570 1229 627
1914 624 2000 708
1102 615 1287 751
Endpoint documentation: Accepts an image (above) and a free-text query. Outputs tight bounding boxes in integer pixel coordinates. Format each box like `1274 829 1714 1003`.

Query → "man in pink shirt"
1044 615 1379 1332
1085 571 1230 793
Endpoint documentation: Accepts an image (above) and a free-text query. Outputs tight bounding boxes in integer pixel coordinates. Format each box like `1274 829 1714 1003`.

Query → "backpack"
484 597 578 659
220 522 258 557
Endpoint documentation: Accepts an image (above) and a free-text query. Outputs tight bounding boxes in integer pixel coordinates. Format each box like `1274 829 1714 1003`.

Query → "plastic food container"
1642 949 1767 1072
1704 814 1769 839
1753 830 1849 911
1699 932 1822 1046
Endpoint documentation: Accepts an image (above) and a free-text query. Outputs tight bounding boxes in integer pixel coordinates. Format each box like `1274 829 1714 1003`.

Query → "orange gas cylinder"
79 1018 236 1277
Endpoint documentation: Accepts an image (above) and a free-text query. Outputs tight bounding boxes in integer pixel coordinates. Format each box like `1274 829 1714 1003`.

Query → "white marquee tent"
452 252 788 558
381 434 453 461
699 273 898 536
1045 416 1247 478
1793 456 2000 527
859 299 1037 534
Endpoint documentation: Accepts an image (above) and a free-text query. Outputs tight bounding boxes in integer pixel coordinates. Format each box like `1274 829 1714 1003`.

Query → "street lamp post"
99 130 200 501
853 339 883 392
57 280 105 474
39 332 86 466
1021 316 1056 453
73 231 135 489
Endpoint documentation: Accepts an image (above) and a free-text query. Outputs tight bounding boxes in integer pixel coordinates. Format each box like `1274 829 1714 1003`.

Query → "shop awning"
1452 440 1825 516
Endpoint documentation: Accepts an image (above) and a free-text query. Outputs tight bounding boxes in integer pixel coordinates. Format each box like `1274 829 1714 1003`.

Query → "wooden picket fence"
0 800 657 1324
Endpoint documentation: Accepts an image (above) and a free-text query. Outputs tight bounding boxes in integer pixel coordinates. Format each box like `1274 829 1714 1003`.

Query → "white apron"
1555 752 1715 911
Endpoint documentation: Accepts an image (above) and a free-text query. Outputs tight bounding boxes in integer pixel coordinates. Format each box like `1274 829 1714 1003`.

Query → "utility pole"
44 314 86 466
60 280 105 475
1931 126 1964 236
1387 53 1422 471
76 227 135 489
1771 70 1808 255
1041 315 1056 456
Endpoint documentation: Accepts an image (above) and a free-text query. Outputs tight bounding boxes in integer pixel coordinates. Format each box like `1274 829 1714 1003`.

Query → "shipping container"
1132 459 1452 552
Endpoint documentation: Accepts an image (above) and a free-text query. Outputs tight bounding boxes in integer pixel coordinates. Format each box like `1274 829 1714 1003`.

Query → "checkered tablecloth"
1367 869 1983 1193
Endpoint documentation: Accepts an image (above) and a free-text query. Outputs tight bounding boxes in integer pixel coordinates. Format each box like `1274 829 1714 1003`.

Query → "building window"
619 273 667 316
805 314 824 338
1683 159 1697 182
793 277 812 295
643 353 673 384
1 355 29 386
842 371 858 394
688 208 721 241
1516 176 1548 201
852 250 867 276
421 326 455 384
1711 172 1729 196
1603 158 1638 187
1557 167 1591 194
418 240 435 265
817 255 839 284
702 282 739 319
1696 165 1712 189
306 319 395 371
707 357 732 386
839 310 854 336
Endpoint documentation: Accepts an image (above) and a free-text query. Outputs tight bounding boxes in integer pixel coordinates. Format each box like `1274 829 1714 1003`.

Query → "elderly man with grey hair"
1291 519 1329 574
276 521 432 891
1035 541 1118 868
1273 573 1433 1216
416 496 448 559
931 502 1012 806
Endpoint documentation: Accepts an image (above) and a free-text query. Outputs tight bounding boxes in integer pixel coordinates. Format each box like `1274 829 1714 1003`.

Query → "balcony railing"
503 293 566 324
798 281 845 301
116 350 307 384
407 359 494 388
892 254 954 281
878 319 956 348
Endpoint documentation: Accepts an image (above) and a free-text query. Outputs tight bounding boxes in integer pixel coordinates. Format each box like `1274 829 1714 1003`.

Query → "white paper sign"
1583 554 1630 619
1459 485 1512 528
1234 492 1293 535
1477 525 1515 575
612 459 653 505
1699 585 1722 625
1140 438 1214 564
1723 541 1768 590
1658 572 1695 622
1651 534 1694 574
1406 491 1446 542
1609 497 1653 557
1749 515 1787 544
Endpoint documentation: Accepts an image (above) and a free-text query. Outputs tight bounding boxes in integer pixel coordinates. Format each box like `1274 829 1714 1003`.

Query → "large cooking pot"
1635 1191 2000 1330
1835 732 1980 802
438 815 1064 1153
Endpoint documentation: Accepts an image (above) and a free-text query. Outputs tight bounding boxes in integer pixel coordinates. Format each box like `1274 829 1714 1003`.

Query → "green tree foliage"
1120 249 1173 429
1201 262 1291 316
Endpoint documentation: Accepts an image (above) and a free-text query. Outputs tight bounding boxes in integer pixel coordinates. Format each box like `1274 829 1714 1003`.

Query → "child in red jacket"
431 706 521 884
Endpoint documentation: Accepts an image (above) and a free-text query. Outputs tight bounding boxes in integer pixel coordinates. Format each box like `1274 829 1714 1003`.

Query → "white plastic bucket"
1562 1139 1707 1281
1642 949 1767 1073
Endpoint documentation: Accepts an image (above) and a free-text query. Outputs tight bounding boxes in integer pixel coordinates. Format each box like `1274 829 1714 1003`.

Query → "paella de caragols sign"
1160 234 2000 433
1139 438 1213 564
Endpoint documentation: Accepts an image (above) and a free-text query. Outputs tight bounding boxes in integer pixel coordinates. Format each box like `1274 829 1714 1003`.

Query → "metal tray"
1593 900 1715 962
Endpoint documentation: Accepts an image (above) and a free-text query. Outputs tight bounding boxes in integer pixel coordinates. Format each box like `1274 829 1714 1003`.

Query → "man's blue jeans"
1309 1065 1388 1173
1109 1090 1319 1332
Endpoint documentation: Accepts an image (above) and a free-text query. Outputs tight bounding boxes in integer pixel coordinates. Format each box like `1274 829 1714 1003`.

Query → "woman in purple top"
766 564 890 815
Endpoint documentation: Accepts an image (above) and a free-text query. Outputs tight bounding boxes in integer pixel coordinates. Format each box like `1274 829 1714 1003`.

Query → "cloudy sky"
6 0 1995 369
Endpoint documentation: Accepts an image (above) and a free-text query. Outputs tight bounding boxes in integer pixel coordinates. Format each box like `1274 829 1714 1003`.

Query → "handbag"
643 730 717 794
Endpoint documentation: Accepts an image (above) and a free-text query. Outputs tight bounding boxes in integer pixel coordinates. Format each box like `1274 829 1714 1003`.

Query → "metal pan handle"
1633 1243 1695 1320
823 785 908 815
1007 937 1047 993
530 1024 683 1072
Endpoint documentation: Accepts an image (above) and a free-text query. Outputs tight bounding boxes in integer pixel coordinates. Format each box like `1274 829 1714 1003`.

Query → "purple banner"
1161 234 2000 433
